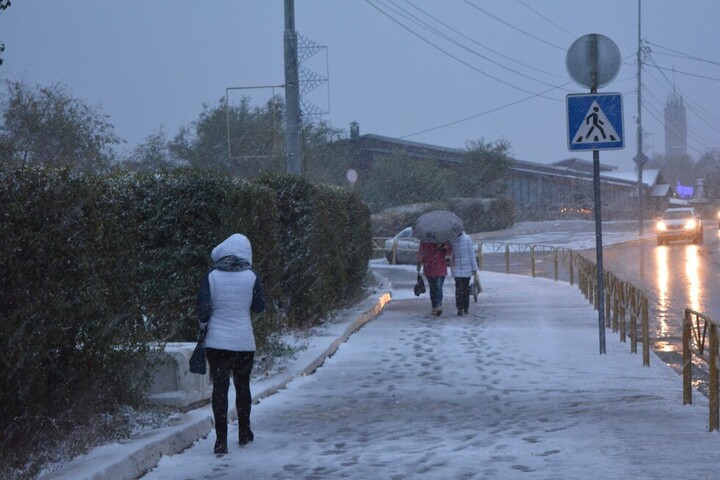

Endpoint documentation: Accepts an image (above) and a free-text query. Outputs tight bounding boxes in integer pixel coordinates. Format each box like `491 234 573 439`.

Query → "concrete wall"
147 343 211 409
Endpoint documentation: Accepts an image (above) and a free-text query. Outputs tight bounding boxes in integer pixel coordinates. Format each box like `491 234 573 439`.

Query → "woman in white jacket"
197 234 265 454
450 231 479 316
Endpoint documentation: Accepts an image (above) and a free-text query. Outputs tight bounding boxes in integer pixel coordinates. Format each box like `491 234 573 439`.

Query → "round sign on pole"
345 168 358 185
566 34 621 90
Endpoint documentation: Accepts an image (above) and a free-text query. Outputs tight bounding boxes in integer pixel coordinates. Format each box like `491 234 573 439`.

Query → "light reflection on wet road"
600 229 720 352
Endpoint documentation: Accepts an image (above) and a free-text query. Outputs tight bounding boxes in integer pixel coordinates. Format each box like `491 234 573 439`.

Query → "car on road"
384 227 421 264
655 207 704 245
384 227 480 264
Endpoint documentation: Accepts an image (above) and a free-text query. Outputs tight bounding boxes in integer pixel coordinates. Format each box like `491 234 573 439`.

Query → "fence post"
531 246 536 277
554 248 559 281
505 244 510 274
612 292 619 333
642 296 650 366
710 323 719 431
683 309 692 405
605 278 612 328
569 251 574 286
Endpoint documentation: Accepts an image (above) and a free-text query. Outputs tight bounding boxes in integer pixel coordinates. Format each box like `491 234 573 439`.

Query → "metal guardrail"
683 309 720 431
476 242 574 283
574 253 650 366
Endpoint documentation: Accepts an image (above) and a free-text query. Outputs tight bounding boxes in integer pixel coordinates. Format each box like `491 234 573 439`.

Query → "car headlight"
656 220 667 231
685 219 697 230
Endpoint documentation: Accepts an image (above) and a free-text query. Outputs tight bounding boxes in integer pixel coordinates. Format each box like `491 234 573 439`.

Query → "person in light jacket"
450 231 479 316
197 233 265 454
417 241 452 316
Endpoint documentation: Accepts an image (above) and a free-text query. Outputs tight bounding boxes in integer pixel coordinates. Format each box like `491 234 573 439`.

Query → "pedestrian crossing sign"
566 93 624 151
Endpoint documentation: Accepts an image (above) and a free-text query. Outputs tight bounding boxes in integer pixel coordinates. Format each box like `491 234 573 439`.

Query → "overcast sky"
2 1 720 171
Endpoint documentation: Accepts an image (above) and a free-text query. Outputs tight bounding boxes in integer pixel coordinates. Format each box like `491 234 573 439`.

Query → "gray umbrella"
412 210 464 243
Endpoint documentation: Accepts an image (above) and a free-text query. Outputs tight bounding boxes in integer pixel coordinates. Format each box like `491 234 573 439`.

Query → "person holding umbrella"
450 231 479 316
416 240 452 316
413 210 464 316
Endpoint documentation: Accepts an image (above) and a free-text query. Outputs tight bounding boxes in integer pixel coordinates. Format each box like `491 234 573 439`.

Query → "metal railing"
682 308 720 431
477 242 575 283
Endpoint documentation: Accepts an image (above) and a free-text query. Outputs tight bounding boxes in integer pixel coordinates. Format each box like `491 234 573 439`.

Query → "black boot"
239 428 254 445
214 438 228 454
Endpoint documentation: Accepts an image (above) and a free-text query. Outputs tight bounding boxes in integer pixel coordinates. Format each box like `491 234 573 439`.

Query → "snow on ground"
138 271 720 480
47 220 714 480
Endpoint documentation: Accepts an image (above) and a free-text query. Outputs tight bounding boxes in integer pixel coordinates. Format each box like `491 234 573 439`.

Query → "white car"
656 207 704 245
384 227 421 264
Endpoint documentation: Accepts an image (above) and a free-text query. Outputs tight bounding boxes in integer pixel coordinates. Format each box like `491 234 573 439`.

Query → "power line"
399 81 574 139
365 0 566 100
402 0 568 80
462 0 566 51
514 0 576 39
380 0 572 89
650 64 720 83
644 54 720 130
645 40 720 68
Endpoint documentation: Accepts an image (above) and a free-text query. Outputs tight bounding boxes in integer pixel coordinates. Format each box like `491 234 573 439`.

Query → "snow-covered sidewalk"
46 266 720 479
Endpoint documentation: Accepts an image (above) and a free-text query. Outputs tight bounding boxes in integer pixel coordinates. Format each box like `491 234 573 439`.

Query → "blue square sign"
567 93 624 151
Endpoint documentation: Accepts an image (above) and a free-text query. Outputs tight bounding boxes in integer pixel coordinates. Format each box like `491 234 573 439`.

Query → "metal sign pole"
592 149 607 354
589 35 607 355
566 33 621 355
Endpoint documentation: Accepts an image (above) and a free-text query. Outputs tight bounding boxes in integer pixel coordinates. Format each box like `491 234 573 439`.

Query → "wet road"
593 225 720 373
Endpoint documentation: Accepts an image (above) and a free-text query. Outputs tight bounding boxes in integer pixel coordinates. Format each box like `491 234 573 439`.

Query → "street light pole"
635 0 647 235
283 0 303 175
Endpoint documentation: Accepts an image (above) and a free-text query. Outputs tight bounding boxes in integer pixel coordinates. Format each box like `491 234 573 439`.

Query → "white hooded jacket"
450 232 479 278
201 234 264 352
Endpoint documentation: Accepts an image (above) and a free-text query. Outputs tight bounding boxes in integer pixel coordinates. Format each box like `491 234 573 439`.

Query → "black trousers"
206 348 255 442
455 277 471 312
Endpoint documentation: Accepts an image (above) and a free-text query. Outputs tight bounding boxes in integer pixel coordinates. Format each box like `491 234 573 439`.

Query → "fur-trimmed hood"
211 233 253 266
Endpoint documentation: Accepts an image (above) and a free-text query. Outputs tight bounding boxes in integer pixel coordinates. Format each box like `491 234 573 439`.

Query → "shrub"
0 166 153 470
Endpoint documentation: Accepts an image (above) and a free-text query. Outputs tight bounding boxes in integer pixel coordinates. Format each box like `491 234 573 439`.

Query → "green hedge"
0 166 153 469
0 166 371 469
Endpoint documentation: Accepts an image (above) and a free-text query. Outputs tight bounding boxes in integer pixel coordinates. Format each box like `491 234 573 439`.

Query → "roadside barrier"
682 308 720 431
575 253 650 366
477 242 574 283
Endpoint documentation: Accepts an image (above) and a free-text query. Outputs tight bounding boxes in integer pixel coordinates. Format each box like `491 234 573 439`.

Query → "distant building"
664 89 687 157
345 123 673 221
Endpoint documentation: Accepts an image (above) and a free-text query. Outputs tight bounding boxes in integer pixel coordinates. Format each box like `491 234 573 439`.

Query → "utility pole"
283 0 303 175
635 0 648 235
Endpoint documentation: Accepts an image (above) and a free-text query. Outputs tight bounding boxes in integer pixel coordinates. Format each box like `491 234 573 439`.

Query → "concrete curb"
43 276 393 480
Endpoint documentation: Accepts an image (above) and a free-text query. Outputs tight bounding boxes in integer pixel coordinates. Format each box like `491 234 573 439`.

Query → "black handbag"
413 274 426 296
189 330 207 375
